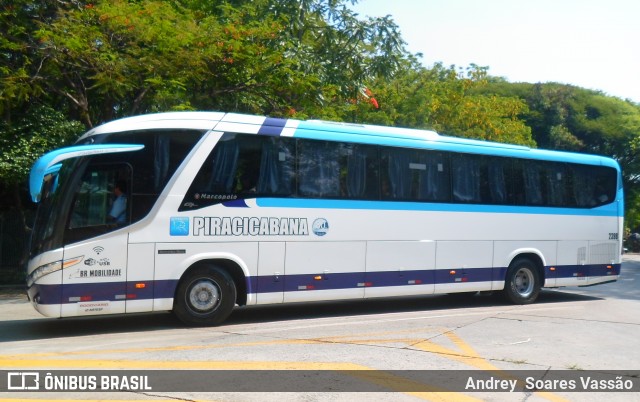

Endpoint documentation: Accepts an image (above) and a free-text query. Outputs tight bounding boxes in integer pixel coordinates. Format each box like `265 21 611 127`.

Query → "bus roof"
80 112 226 139
79 112 620 170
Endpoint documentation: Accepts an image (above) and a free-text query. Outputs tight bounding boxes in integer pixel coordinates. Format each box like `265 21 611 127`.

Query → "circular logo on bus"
312 218 329 237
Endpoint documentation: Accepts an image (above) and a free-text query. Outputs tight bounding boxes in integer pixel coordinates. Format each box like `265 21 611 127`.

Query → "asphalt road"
0 257 638 402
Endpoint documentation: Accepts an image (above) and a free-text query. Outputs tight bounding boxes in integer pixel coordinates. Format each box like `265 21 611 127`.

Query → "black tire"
503 258 541 304
174 265 237 326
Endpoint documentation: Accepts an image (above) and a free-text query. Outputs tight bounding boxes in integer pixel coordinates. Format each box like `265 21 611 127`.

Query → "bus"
26 112 623 325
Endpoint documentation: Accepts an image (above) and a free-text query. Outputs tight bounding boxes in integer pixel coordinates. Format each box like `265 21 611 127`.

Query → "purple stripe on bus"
27 264 620 304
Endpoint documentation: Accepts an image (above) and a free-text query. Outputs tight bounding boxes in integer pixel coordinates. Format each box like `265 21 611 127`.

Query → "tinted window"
298 140 341 197
182 135 379 210
570 164 617 207
380 148 450 202
101 130 204 221
452 154 481 203
544 163 569 206
65 163 131 244
298 140 378 199
341 143 379 199
480 156 509 204
181 133 617 210
182 134 296 210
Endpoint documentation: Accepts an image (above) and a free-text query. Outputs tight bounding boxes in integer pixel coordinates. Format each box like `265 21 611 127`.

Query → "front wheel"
503 258 541 304
174 265 237 326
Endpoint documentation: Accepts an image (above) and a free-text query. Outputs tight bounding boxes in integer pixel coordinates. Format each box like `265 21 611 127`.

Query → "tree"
349 62 535 146
0 105 83 262
482 81 640 230
32 0 218 127
0 0 64 123
178 0 409 119
16 0 409 126
0 106 83 186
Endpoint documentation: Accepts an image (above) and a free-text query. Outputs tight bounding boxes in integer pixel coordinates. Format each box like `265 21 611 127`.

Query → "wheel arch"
505 249 546 283
176 257 248 307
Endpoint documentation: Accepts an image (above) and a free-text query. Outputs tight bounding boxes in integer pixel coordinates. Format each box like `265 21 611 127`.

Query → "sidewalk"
622 253 640 262
0 285 26 304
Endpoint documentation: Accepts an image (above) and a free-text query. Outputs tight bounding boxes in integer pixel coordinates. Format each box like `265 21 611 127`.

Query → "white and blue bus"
26 112 623 325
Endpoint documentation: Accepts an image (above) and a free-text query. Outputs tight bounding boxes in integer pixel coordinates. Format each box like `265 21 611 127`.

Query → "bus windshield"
28 130 206 257
30 160 75 257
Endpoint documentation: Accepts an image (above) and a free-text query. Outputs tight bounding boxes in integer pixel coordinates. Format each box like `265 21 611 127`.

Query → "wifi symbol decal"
93 246 105 255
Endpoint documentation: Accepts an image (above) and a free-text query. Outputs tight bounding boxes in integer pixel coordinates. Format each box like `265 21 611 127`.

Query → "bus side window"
185 133 241 196
451 154 481 203
571 165 597 207
592 167 617 206
544 163 568 206
209 136 240 193
523 162 544 205
485 157 508 204
571 164 617 208
66 163 131 244
340 143 379 200
298 139 340 198
508 159 524 205
381 147 414 200
256 137 294 196
416 151 450 202
182 134 298 210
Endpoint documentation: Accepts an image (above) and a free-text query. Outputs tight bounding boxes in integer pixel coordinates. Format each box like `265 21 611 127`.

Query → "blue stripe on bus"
256 267 506 293
29 264 620 305
255 198 621 217
29 282 63 305
222 199 249 208
554 264 620 278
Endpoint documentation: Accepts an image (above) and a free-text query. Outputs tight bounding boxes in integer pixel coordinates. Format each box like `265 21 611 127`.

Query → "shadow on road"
0 289 602 344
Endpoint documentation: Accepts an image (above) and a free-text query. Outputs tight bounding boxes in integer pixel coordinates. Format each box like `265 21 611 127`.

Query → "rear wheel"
503 258 541 304
174 265 237 326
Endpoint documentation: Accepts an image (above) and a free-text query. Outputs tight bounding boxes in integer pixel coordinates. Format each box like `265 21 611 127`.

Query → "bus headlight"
27 260 62 287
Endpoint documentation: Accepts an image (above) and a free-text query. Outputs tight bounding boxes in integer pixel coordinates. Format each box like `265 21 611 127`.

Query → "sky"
351 0 640 103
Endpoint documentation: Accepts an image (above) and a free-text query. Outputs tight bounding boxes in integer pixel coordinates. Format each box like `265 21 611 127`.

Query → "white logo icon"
8 372 40 390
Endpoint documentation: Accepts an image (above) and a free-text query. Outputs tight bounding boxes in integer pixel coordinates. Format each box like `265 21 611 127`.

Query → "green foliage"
3 0 409 126
548 124 584 150
481 81 640 230
524 85 640 230
1 1 45 114
31 0 212 126
2 0 639 231
348 62 534 146
0 106 84 184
